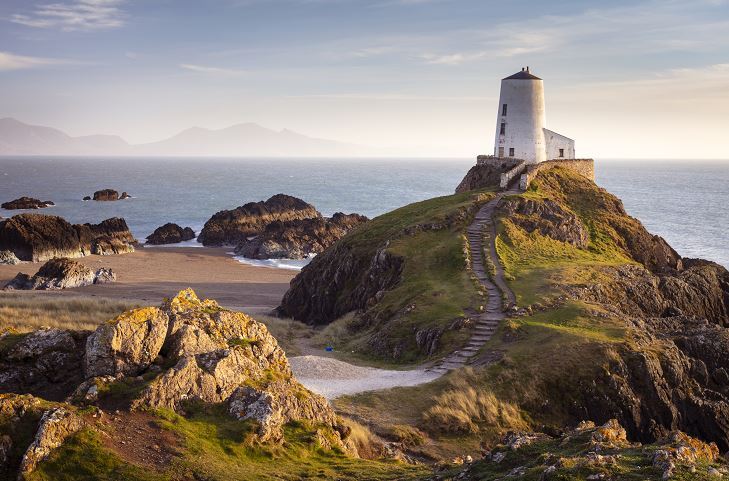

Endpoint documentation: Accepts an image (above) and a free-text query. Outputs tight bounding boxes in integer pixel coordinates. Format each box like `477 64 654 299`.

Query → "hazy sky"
1 0 728 158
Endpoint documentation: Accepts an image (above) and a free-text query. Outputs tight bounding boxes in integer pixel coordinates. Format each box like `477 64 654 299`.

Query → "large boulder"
0 214 83 262
0 214 136 262
145 223 196 245
84 307 169 378
3 257 116 290
234 212 368 260
75 217 136 256
1 197 54 210
197 194 320 246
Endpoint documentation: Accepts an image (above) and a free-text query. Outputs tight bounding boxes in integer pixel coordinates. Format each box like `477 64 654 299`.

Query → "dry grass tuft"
339 417 385 460
0 293 137 332
423 369 528 434
253 314 313 356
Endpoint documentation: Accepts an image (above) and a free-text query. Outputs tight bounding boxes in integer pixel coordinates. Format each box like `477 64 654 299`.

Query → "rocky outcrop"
84 307 169 378
0 214 136 262
0 214 82 262
0 329 89 401
198 194 320 246
91 189 130 201
500 197 589 248
456 419 722 480
234 212 368 259
558 315 729 451
3 257 116 290
455 158 523 193
278 244 403 325
73 289 346 445
567 261 729 326
18 407 84 478
1 197 54 210
75 217 136 256
0 251 20 265
532 167 682 272
145 223 196 245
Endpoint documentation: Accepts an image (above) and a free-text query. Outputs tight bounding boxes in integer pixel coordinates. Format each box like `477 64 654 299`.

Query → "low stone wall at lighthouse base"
519 159 594 190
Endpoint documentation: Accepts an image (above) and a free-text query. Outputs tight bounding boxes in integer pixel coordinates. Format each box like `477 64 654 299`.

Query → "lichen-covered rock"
0 250 20 265
146 223 196 245
1 197 54 210
234 212 368 260
84 307 169 378
3 257 116 290
198 194 320 246
0 329 89 401
228 379 337 443
122 289 346 448
18 407 84 478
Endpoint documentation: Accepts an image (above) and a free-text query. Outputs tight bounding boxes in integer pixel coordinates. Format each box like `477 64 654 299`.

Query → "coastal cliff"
281 166 729 456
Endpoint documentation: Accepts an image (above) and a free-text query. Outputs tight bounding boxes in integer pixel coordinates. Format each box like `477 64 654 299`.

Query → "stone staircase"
428 188 519 374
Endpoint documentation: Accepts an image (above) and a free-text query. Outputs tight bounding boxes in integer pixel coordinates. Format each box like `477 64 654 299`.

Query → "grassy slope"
312 189 495 364
335 168 649 459
30 405 427 481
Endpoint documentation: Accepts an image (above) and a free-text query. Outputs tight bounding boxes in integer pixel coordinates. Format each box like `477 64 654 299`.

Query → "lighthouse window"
559 148 565 158
502 104 508 116
509 148 515 157
500 123 506 135
498 147 504 157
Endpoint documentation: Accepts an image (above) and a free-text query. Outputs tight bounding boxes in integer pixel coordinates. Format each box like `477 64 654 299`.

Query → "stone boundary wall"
519 159 594 191
500 160 527 189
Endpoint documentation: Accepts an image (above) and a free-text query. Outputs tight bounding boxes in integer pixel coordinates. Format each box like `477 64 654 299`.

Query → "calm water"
0 157 726 268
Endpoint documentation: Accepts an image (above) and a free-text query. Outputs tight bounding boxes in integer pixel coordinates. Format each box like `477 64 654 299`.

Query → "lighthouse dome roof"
503 68 541 80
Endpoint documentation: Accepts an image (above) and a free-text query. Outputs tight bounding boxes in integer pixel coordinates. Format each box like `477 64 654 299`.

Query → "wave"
232 254 312 271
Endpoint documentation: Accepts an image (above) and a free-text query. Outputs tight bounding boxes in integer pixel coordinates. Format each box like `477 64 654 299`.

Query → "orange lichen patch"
591 419 629 448
659 431 720 464
107 307 164 325
163 288 223 315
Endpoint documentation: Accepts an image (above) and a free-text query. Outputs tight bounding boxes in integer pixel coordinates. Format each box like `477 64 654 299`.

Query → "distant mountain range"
0 118 369 157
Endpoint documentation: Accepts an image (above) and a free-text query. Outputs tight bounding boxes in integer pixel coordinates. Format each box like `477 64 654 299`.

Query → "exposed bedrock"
1 197 54 210
0 214 136 262
145 223 196 245
198 194 320 247
234 212 368 260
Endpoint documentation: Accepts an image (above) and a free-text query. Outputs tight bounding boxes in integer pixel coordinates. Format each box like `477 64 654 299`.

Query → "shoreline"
0 246 295 313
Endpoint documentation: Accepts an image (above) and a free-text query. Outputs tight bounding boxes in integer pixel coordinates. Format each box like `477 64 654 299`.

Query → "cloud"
0 51 72 71
179 64 247 76
10 0 126 32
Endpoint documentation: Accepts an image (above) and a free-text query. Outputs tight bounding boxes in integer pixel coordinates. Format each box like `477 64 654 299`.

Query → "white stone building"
493 67 574 164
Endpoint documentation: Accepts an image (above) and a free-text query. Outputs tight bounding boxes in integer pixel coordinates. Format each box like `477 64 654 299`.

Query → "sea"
0 157 727 269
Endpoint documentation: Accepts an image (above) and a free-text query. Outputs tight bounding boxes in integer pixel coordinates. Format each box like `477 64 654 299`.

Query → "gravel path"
290 355 440 399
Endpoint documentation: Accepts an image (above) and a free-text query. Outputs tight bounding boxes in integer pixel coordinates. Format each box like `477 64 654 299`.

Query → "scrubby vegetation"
0 293 135 332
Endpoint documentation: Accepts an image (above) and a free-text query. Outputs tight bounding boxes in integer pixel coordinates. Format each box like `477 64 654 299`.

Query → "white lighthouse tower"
493 67 574 164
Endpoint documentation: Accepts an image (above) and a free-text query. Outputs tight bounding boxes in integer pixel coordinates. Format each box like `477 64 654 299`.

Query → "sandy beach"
0 247 295 313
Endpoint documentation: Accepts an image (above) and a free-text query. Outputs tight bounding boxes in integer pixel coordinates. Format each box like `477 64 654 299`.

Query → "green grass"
314 189 495 363
29 430 168 481
28 404 428 481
